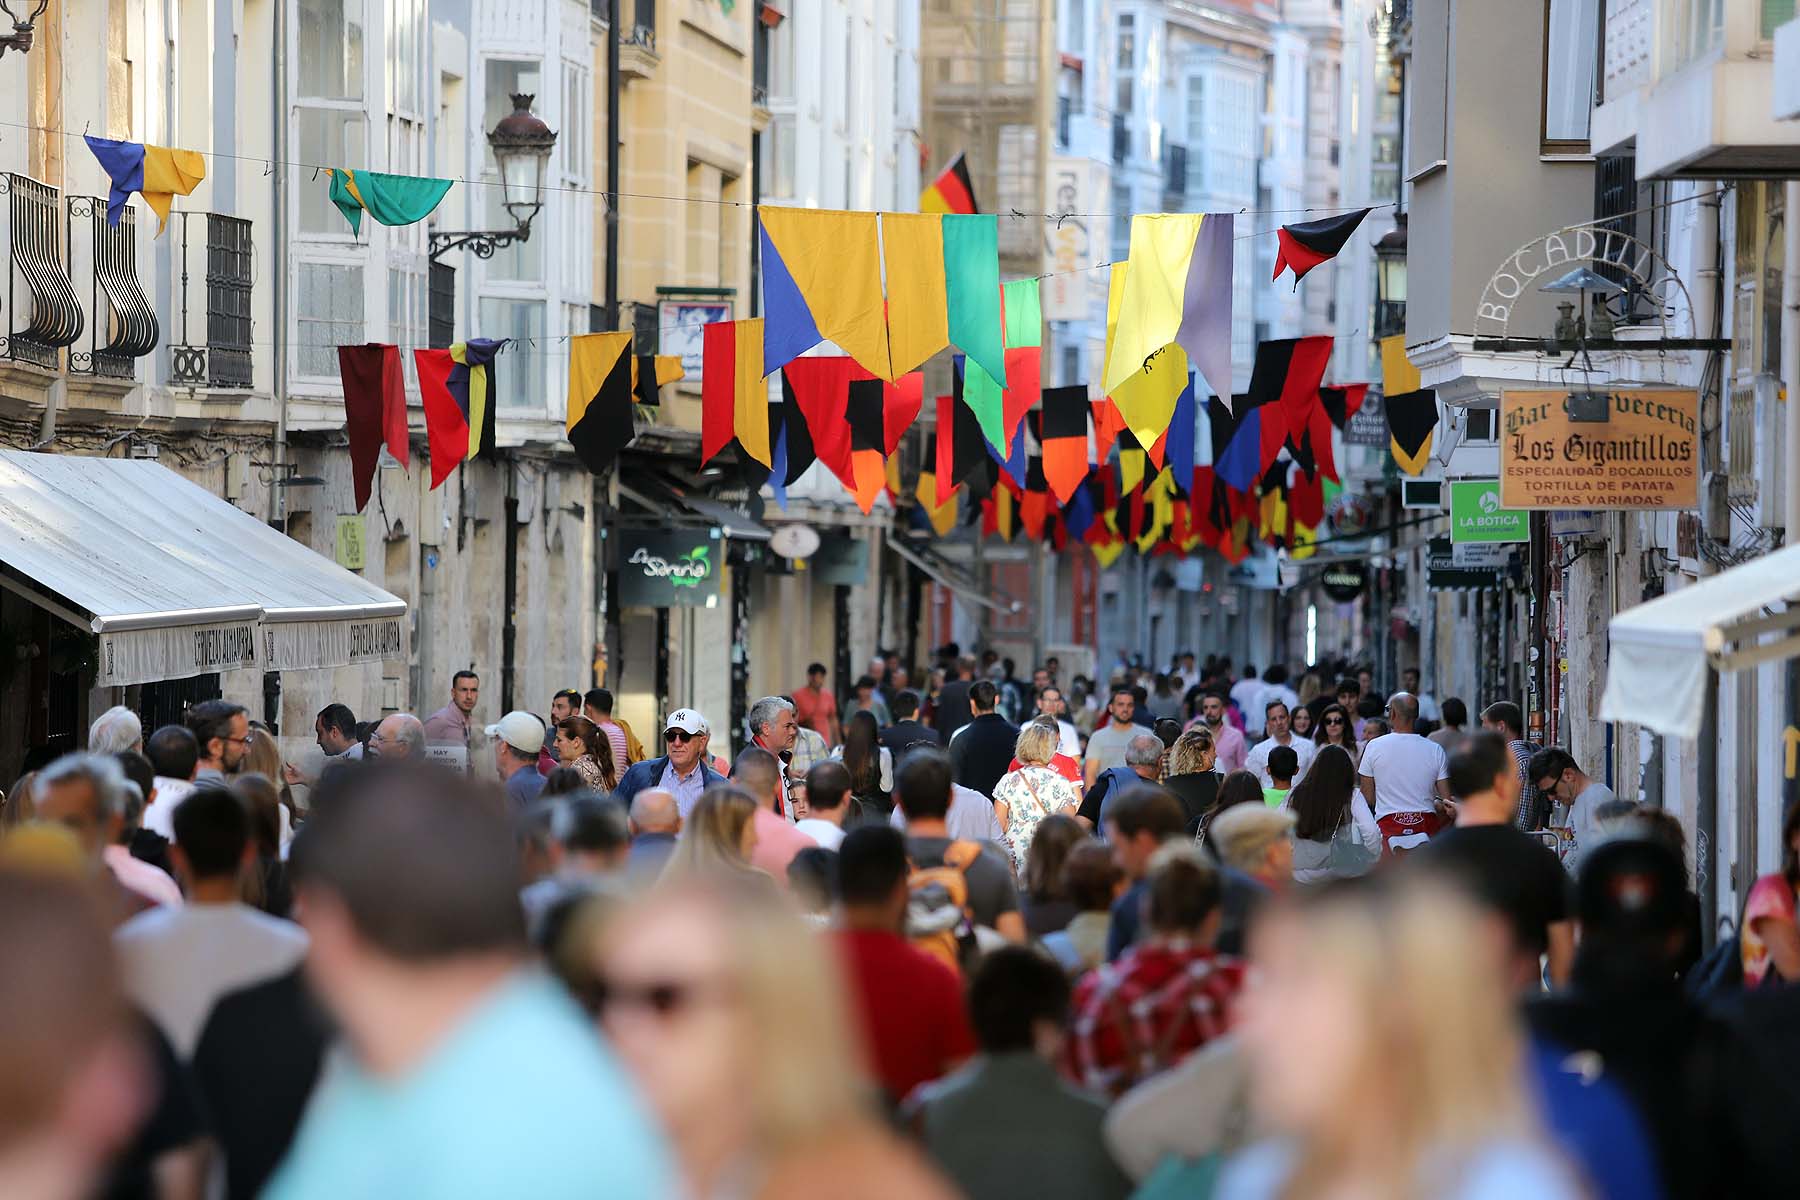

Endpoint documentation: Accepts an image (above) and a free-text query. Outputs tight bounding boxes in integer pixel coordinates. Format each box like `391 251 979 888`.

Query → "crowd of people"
0 649 1797 1199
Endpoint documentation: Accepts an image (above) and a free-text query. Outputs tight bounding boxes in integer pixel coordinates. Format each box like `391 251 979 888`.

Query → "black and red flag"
1273 208 1372 285
1319 383 1370 430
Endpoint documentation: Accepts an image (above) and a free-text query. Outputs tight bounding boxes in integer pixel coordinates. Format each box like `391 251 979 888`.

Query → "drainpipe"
1693 187 1723 944
1783 181 1800 826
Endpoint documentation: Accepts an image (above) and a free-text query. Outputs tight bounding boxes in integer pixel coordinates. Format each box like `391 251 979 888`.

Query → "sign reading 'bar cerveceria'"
1500 389 1698 510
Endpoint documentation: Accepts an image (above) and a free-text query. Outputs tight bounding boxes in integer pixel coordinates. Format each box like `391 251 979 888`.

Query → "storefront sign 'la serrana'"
617 528 723 608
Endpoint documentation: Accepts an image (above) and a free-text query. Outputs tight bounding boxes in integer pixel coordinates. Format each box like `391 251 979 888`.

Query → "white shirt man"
1244 701 1318 788
1035 687 1082 760
1356 694 1451 855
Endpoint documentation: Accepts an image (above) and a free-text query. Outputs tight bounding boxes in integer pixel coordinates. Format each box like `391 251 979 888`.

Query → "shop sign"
618 528 723 608
1451 541 1511 568
1319 562 1368 602
1343 390 1387 447
1042 157 1105 321
335 515 366 570
1449 479 1528 543
98 621 261 687
1426 535 1506 591
811 535 869 586
1501 389 1698 509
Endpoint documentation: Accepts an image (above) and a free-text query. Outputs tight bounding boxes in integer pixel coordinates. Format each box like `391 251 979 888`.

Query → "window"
1542 0 1598 150
1764 0 1797 39
767 11 795 103
388 264 427 391
763 113 796 199
298 0 364 100
1111 179 1131 260
561 61 590 184
385 0 423 115
478 298 544 408
297 261 365 378
298 111 367 235
1115 14 1134 115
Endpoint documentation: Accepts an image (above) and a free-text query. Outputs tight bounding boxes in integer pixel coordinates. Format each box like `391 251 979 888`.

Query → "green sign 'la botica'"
1449 480 1529 544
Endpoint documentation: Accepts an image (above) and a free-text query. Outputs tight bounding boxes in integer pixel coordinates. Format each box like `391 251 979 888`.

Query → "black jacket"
880 719 938 758
935 680 974 743
950 713 1019 799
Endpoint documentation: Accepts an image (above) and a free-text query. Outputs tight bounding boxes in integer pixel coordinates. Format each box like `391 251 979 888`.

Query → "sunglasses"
664 729 696 742
583 976 730 1018
1325 717 1346 726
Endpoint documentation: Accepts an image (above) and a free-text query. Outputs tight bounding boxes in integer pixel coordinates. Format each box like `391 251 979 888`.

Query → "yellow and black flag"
1384 388 1439 476
567 332 636 476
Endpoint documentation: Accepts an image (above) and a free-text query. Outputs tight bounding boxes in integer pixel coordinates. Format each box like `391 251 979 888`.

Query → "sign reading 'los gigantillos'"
1501 389 1698 510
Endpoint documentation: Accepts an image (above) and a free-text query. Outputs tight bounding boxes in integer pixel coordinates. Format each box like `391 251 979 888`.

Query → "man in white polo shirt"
1356 692 1451 857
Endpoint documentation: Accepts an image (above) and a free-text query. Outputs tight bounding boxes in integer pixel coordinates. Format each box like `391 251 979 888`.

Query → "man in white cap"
613 708 725 821
486 712 548 811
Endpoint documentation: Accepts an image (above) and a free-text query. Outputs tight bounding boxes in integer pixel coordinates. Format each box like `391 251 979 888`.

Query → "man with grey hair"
88 705 143 755
35 753 158 923
1076 733 1170 834
746 695 800 818
625 788 680 882
372 712 427 760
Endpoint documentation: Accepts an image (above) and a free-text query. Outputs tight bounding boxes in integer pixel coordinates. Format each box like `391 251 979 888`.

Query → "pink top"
598 720 630 776
749 807 816 884
104 845 184 910
1742 872 1798 986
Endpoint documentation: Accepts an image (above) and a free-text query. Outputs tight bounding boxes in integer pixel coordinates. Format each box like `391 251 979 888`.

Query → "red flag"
337 343 407 513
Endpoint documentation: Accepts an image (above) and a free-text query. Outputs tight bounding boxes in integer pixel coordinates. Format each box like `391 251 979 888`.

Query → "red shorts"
1376 810 1447 858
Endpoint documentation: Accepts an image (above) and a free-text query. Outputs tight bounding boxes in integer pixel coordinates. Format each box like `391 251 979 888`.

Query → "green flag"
1001 278 1042 348
960 355 1006 455
330 168 454 235
942 214 1006 387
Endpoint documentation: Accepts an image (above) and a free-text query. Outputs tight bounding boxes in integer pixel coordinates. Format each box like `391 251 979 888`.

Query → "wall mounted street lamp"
1373 215 1407 339
429 94 558 262
0 0 50 59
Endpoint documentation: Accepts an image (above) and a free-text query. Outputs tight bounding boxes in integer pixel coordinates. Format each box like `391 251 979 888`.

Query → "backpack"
906 840 983 975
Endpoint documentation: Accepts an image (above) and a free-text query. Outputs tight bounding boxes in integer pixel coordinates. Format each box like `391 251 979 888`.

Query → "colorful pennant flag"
1385 388 1439 476
758 207 892 380
415 338 505 489
338 344 409 513
916 469 960 535
920 151 979 214
1167 372 1198 488
635 354 685 407
701 319 771 467
1112 344 1189 461
1040 385 1090 504
1320 383 1370 430
1273 208 1372 285
1021 457 1049 541
780 357 859 490
942 214 1007 387
882 213 950 376
846 379 889 513
566 332 637 476
1104 214 1203 395
328 169 453 235
1381 334 1421 396
85 136 207 233
1175 212 1235 405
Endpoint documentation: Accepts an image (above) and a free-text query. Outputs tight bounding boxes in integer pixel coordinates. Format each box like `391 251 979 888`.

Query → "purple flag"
1176 212 1235 413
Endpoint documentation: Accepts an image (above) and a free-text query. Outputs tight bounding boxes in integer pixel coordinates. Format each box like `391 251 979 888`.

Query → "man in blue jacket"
613 708 725 820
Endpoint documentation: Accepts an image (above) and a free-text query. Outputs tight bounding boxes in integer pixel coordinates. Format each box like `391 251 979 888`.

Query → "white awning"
0 451 407 686
889 536 1022 614
1599 542 1800 740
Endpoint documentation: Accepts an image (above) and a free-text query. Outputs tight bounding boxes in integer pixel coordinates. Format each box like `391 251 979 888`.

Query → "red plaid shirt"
1062 938 1244 1098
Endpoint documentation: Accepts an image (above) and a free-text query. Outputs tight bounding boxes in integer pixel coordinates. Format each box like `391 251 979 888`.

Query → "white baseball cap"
664 708 710 736
485 711 546 755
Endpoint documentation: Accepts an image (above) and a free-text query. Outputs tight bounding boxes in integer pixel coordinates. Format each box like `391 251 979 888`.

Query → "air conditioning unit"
1727 374 1785 529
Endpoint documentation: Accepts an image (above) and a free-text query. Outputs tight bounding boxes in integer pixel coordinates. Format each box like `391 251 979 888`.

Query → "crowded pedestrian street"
4 0 1800 1197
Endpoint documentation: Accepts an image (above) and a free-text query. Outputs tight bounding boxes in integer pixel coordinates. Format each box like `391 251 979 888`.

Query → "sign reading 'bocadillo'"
1500 389 1698 509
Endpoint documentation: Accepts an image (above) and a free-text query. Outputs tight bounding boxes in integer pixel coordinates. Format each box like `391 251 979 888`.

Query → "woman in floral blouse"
553 716 618 794
992 719 1082 877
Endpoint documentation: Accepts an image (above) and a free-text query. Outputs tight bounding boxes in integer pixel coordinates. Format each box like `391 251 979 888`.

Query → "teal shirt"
265 971 670 1200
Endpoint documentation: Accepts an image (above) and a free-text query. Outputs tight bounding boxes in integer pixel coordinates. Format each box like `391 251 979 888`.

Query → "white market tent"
0 451 406 687
1600 542 1800 739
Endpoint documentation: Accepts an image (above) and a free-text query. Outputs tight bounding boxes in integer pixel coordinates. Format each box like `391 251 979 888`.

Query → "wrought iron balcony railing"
67 195 159 380
169 211 253 389
1 173 83 370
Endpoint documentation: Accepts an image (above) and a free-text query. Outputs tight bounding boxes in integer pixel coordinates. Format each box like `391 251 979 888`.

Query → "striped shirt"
598 721 629 778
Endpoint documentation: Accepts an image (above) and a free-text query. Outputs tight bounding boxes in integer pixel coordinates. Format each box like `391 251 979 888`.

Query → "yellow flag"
917 470 959 536
759 206 892 380
1092 539 1127 569
139 145 207 232
1103 214 1205 395
1112 345 1189 461
881 213 949 376
1381 334 1420 396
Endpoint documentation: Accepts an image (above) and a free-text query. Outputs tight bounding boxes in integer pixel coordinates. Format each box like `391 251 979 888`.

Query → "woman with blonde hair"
1163 727 1220 833
584 882 957 1199
660 785 773 893
1217 877 1580 1199
241 728 296 852
553 715 618 793
991 718 1080 876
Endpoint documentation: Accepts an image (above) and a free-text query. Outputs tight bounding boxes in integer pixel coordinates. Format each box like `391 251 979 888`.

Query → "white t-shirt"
115 902 310 1057
794 818 846 850
1245 734 1317 788
142 777 196 841
1356 733 1449 818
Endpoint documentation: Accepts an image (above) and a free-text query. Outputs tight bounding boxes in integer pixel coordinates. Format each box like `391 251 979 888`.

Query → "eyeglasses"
664 729 695 743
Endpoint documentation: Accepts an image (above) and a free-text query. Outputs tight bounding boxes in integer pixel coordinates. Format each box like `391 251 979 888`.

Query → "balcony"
66 196 159 382
1593 0 1800 176
619 0 659 81
168 212 253 390
1112 113 1131 165
1 174 84 371
1162 143 1189 209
